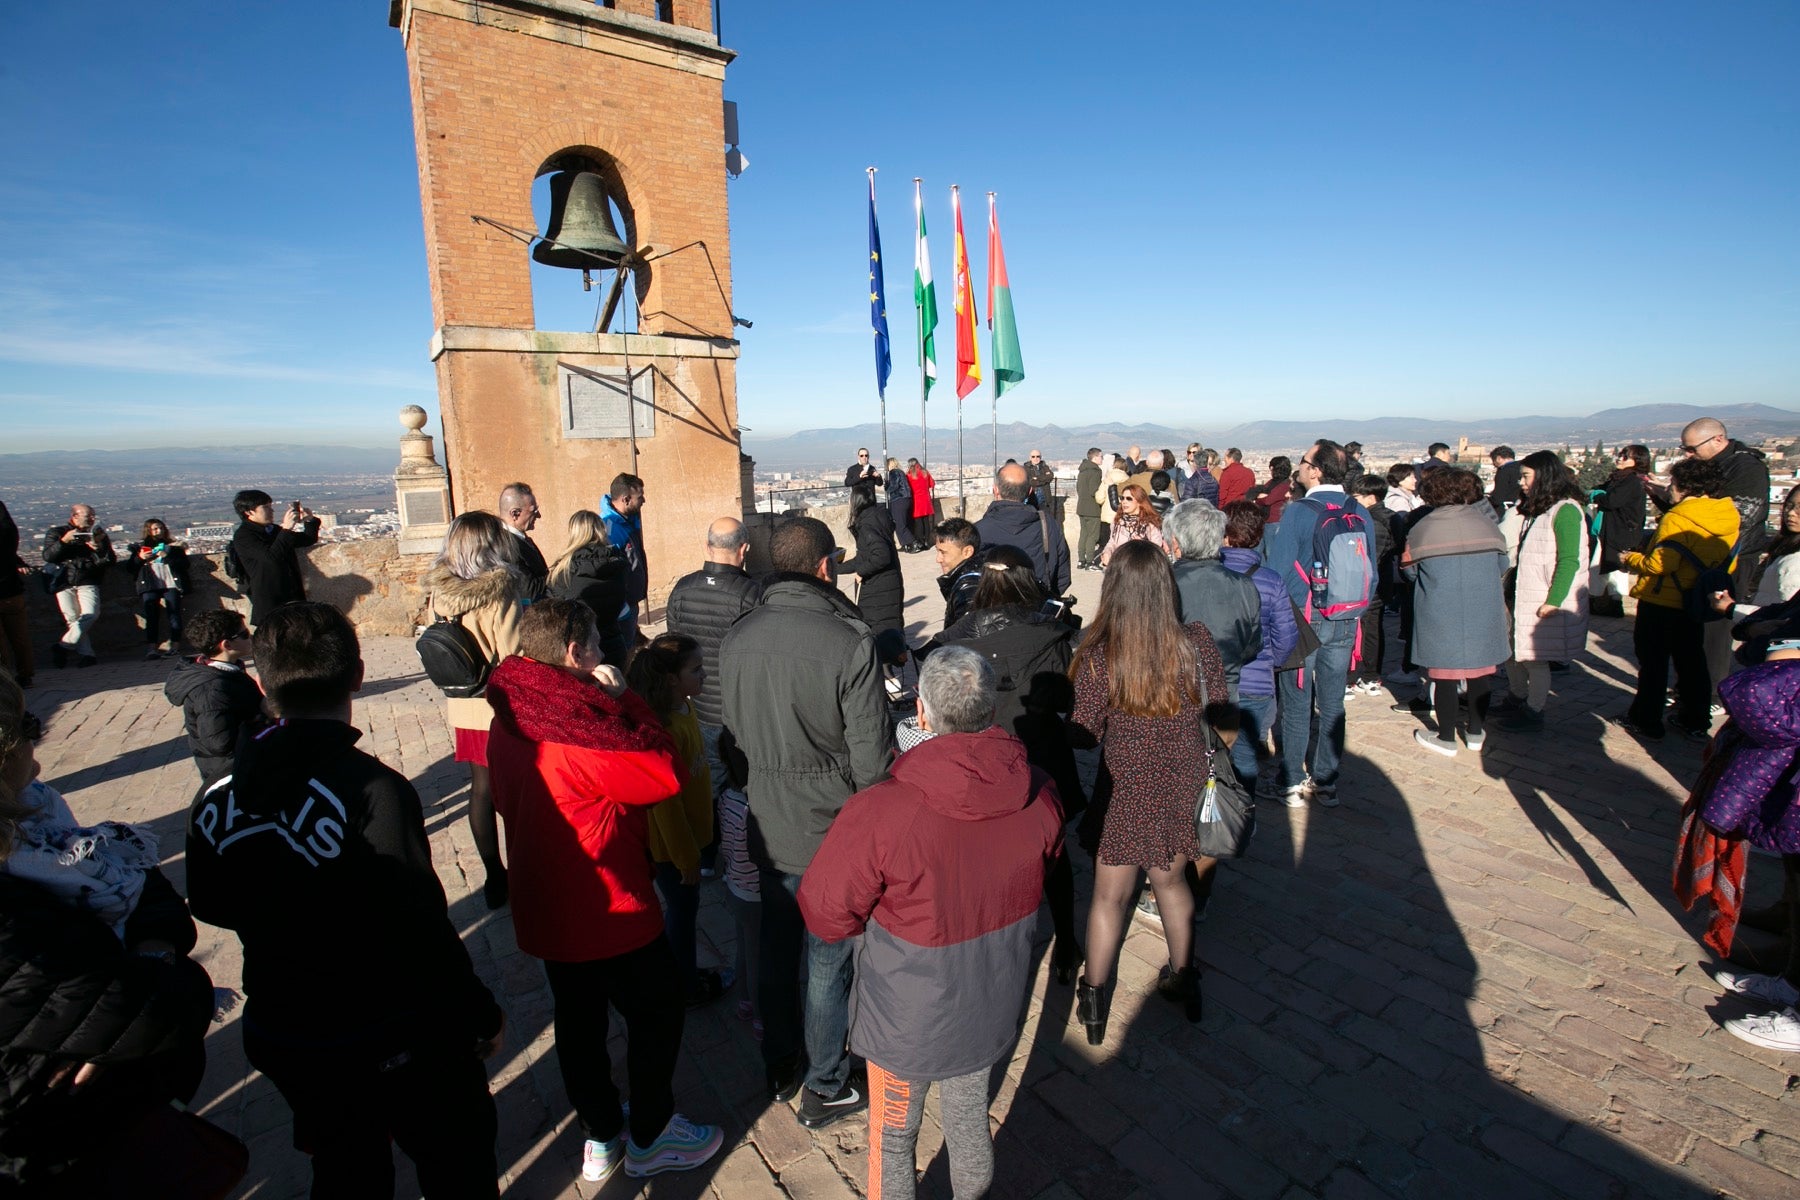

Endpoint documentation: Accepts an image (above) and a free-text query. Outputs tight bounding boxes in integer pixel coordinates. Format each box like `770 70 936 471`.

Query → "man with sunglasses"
1659 419 1771 704
845 448 881 490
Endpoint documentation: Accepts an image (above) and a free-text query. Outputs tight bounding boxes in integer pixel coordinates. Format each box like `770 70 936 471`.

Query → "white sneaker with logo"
1723 1006 1800 1053
1715 969 1800 1009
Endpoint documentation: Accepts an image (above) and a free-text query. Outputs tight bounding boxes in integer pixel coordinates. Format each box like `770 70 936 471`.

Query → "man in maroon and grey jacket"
798 646 1063 1200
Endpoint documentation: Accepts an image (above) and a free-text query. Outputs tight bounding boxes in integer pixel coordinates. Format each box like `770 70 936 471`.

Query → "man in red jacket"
1217 447 1257 507
799 647 1063 1200
486 599 724 1187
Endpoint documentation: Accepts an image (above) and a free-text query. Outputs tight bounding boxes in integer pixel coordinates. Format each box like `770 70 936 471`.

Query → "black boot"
1157 963 1203 1023
1050 938 1084 986
1076 977 1111 1045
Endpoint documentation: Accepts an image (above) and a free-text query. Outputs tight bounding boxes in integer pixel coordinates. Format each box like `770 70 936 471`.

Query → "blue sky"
2 1 1796 451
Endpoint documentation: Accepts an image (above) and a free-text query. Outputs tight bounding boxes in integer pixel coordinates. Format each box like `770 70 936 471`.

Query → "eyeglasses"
857 453 869 459
1680 436 1718 455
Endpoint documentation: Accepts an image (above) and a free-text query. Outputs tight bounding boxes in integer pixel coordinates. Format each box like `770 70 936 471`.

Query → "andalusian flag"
951 186 981 399
913 180 938 394
987 193 1024 397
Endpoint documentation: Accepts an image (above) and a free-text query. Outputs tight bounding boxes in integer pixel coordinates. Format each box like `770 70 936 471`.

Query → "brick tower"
387 0 740 605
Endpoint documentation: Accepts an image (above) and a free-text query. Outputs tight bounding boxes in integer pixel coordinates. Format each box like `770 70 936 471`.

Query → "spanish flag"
951 186 981 400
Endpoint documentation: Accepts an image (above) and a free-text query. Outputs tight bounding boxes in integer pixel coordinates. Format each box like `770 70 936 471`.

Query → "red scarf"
1672 738 1748 956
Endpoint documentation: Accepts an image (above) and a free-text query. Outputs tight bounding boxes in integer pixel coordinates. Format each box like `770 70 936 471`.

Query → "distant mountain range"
0 444 396 487
5 402 1794 482
743 403 1800 471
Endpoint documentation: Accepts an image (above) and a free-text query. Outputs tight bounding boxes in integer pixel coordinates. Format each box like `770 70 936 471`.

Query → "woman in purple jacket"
1220 502 1301 791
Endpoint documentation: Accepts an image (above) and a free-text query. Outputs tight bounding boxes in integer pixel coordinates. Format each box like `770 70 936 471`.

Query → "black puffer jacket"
1595 469 1648 572
1715 440 1772 557
719 572 893 874
0 872 213 1188
666 562 760 727
164 658 266 786
549 542 629 661
937 553 986 629
931 603 1076 732
42 526 116 592
840 505 903 635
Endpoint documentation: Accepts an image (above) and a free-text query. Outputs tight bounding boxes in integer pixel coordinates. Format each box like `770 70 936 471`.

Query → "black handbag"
1192 663 1256 859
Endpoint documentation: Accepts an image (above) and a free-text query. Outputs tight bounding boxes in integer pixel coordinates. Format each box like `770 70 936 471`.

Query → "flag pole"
915 178 927 476
952 181 966 517
869 167 889 472
987 191 998 480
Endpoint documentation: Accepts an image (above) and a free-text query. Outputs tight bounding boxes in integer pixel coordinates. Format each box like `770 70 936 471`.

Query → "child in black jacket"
164 609 265 787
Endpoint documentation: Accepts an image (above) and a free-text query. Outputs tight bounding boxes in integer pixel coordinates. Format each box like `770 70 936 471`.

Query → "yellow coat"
1620 495 1740 612
646 701 713 875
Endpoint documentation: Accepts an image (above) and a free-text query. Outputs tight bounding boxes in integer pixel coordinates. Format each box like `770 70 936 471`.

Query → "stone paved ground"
21 549 1800 1199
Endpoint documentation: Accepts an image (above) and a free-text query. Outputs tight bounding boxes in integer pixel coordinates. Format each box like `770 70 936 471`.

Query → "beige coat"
426 565 523 732
1511 500 1589 663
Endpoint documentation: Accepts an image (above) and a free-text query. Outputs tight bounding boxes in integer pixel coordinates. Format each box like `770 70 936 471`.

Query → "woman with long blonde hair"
1067 540 1229 1043
547 510 630 666
427 511 524 908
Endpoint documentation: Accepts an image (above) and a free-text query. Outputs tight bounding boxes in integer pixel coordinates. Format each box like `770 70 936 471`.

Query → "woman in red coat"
906 457 935 549
486 599 723 1186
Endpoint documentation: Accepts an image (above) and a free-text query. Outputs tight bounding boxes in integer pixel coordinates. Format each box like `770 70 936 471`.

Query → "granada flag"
913 178 938 394
986 193 1024 398
951 186 981 399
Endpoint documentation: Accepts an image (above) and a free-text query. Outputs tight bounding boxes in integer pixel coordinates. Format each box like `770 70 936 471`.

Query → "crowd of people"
1 415 1797 1197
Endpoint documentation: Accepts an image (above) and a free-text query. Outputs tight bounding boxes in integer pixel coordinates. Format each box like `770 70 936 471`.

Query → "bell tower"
387 0 741 604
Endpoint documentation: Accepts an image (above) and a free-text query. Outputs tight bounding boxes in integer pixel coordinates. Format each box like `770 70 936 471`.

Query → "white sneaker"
1358 679 1385 695
1716 969 1800 1008
624 1114 725 1177
1344 684 1360 699
1723 1006 1800 1052
1281 784 1310 809
582 1135 623 1183
1464 731 1486 751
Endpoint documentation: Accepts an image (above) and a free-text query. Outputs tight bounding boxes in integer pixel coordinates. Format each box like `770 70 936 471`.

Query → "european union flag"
868 175 892 398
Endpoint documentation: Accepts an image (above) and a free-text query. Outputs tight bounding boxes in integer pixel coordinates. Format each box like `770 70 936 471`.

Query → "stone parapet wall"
26 540 436 657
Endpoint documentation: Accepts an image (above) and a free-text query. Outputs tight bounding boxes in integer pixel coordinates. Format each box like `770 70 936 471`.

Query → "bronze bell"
533 171 629 270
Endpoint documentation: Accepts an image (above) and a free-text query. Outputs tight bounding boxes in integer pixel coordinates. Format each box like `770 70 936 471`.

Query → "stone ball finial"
400 405 429 433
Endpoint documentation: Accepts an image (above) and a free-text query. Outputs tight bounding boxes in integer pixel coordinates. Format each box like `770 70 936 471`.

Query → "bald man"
497 481 548 599
666 516 762 799
975 463 1072 593
1661 418 1772 701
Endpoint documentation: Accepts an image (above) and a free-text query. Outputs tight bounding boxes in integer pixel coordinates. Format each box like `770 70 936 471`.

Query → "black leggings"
1432 675 1491 744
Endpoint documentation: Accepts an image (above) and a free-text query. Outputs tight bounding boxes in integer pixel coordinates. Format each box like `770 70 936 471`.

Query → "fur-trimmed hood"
426 565 520 617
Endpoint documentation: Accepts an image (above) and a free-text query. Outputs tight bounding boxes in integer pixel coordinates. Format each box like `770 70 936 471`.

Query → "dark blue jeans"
758 865 855 1098
1229 693 1277 790
653 861 701 995
1277 617 1356 792
141 588 183 645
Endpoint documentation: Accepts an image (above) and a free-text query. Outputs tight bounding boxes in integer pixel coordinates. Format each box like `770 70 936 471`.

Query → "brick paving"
20 549 1800 1199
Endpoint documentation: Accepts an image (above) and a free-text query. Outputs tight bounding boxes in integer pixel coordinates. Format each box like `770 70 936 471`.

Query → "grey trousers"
867 1062 992 1200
